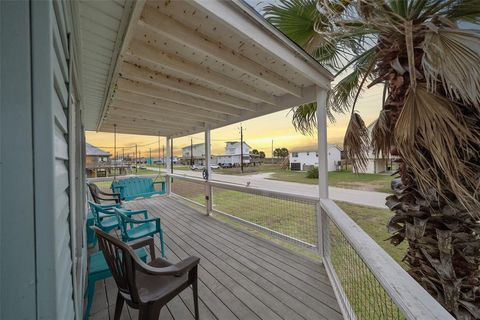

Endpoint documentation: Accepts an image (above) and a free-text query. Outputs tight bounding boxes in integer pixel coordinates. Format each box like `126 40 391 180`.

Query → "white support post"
165 136 172 195
316 87 330 257
205 127 212 215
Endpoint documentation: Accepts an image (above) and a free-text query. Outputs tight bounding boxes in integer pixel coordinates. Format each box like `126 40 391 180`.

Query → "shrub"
306 167 318 179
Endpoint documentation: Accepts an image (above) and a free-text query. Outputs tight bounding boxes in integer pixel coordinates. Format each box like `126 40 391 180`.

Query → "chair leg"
159 229 166 258
138 304 153 320
148 302 163 320
192 267 199 320
114 292 125 320
84 280 95 320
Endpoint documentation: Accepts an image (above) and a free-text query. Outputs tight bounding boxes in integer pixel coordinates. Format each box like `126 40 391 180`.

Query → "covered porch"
89 196 341 320
80 0 452 319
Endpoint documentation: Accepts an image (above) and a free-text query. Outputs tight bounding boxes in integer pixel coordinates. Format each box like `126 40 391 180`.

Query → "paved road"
150 167 389 209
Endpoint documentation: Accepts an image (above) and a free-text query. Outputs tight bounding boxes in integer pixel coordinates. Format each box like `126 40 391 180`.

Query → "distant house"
215 141 251 167
85 143 111 177
357 122 396 174
181 143 205 165
289 145 342 171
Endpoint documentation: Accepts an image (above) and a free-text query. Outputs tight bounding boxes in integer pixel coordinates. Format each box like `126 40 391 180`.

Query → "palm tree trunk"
384 72 480 319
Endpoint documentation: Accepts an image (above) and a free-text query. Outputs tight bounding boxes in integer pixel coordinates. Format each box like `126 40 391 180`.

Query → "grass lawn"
269 169 393 193
170 177 405 265
216 164 393 193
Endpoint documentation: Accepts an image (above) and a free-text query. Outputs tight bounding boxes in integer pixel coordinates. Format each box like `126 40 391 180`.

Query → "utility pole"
271 139 274 164
190 137 194 166
240 124 244 173
162 145 165 168
135 144 138 174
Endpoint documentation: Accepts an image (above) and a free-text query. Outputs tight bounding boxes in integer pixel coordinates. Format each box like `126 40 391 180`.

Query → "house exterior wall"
224 142 250 155
289 147 341 171
1 1 85 318
182 143 205 158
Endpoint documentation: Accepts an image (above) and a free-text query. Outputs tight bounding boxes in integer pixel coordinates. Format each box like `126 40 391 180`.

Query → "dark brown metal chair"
92 226 200 320
87 182 122 204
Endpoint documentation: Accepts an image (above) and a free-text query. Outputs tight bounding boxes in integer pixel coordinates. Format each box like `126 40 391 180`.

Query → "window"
292 152 298 157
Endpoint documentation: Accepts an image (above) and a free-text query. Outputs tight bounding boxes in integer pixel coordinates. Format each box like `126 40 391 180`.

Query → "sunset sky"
85 0 384 158
85 85 383 158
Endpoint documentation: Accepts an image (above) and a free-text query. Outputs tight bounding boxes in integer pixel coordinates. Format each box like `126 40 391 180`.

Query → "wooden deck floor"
89 196 342 320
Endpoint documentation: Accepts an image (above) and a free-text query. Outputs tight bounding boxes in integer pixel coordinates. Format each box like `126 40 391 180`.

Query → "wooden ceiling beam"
139 8 302 97
120 62 260 112
116 78 250 117
126 40 276 105
109 100 225 124
113 91 231 122
105 106 207 128
103 119 199 133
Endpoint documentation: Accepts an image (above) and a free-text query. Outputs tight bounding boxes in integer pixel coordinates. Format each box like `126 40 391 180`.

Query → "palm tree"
266 0 480 317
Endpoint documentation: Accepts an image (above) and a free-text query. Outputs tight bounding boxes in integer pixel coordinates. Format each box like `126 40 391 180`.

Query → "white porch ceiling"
80 0 333 137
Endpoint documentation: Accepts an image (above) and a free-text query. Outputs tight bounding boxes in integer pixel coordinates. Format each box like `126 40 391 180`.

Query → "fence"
166 174 453 320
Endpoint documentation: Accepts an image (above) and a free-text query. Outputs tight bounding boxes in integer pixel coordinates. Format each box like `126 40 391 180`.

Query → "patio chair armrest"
98 189 120 196
124 209 148 219
125 216 159 225
137 256 200 276
128 237 156 260
99 203 121 209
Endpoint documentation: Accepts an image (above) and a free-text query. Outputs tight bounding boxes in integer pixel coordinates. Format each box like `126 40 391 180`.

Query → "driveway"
150 167 389 209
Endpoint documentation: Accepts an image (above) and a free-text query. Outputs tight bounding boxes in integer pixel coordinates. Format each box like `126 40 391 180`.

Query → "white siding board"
81 31 116 50
80 5 121 31
52 0 69 59
87 0 125 18
32 3 75 318
53 11 68 81
53 54 68 107
81 19 118 40
84 44 114 60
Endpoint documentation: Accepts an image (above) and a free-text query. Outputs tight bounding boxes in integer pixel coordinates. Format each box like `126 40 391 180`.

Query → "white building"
357 122 395 174
181 143 205 164
215 141 251 166
289 145 342 171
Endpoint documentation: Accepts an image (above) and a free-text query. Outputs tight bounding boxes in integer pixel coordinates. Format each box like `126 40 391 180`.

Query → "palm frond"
343 112 370 172
394 85 480 213
371 109 392 158
422 26 480 109
445 0 480 23
290 101 336 135
331 48 377 113
265 0 324 54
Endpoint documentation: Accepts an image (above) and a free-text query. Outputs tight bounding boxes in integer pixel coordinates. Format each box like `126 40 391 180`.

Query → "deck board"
89 196 342 320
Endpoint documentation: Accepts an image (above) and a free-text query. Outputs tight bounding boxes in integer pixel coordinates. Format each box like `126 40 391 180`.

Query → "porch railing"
167 173 453 320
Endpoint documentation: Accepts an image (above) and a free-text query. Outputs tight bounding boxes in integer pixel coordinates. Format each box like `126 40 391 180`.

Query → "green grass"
269 169 393 193
170 177 405 265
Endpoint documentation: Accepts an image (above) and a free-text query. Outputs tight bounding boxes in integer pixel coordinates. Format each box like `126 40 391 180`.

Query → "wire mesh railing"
328 218 403 320
210 182 318 250
170 175 206 204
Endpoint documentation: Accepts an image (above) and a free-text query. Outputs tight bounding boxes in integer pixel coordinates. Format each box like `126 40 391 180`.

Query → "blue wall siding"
0 2 37 319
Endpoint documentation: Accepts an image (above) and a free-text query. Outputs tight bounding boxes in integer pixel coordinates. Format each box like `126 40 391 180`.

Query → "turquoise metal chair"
84 243 149 319
88 201 122 233
115 207 166 258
